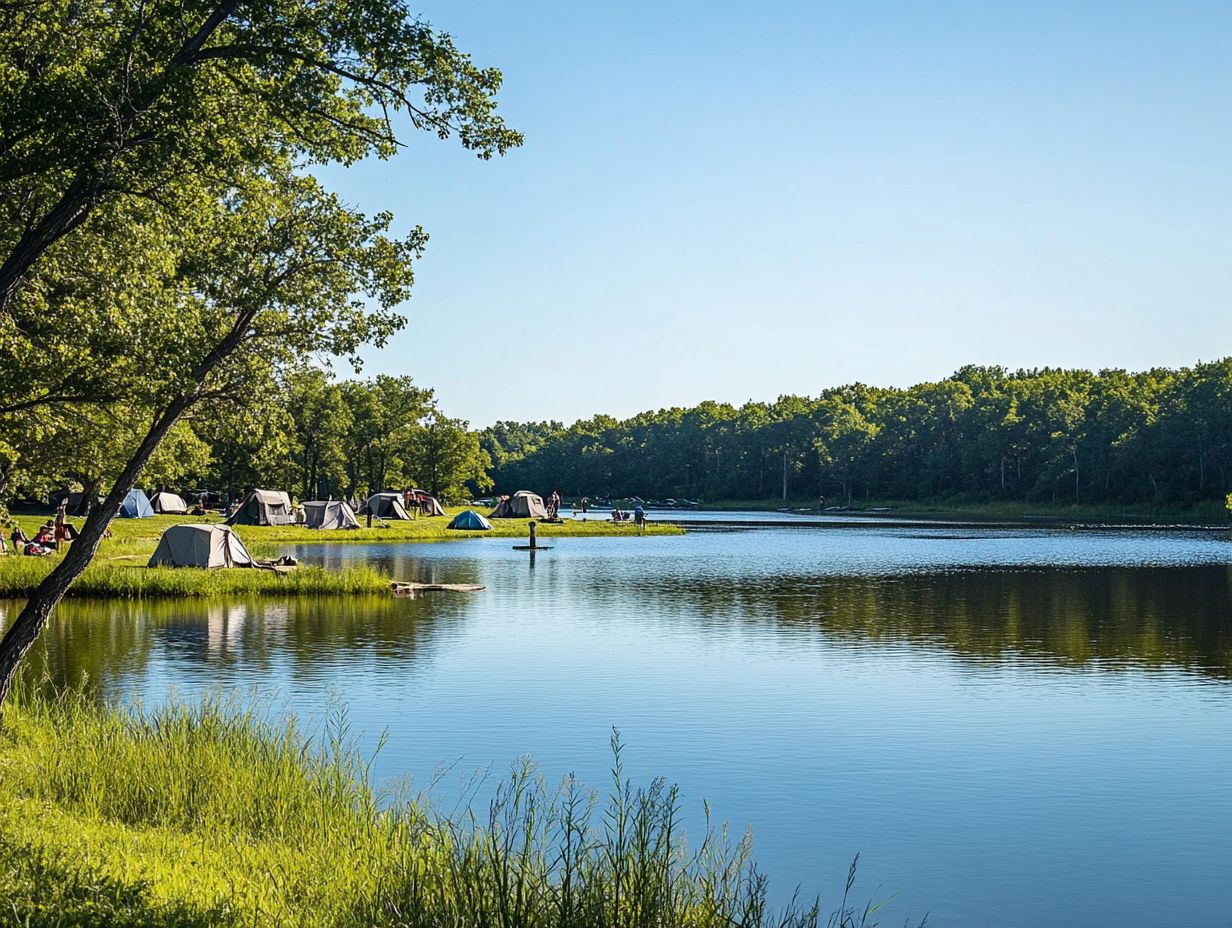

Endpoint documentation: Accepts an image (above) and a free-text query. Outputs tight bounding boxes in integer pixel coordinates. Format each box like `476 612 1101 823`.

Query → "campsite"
4 4 1232 928
0 504 680 599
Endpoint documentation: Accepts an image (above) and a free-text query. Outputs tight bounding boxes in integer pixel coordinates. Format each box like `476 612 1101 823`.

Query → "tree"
0 0 520 313
408 413 492 500
340 375 434 497
0 168 422 700
0 3 519 704
284 370 351 500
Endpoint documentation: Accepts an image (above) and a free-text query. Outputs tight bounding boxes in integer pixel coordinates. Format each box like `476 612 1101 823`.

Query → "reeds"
0 692 904 927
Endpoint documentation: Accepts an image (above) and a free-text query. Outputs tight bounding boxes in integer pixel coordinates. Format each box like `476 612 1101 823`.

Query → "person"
548 489 561 519
580 496 589 514
633 504 645 526
818 495 826 511
54 500 75 547
35 522 55 546
192 495 207 516
11 524 29 551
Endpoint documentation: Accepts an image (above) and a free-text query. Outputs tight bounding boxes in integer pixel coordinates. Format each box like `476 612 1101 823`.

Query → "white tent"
148 524 255 568
149 491 189 514
303 500 361 530
225 489 295 526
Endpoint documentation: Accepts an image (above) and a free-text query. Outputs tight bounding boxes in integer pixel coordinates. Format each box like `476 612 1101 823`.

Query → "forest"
481 360 1232 509
1 371 490 510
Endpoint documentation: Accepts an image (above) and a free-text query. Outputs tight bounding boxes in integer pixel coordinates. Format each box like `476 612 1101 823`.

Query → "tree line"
1 371 491 512
481 361 1232 508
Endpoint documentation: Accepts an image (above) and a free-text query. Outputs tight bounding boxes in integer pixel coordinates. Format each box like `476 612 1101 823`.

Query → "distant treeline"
481 361 1232 507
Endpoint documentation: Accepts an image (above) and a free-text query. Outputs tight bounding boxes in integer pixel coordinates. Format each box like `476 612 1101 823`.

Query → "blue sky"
319 1 1232 427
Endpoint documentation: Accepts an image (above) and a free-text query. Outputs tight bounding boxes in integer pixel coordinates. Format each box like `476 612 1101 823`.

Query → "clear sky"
319 0 1232 427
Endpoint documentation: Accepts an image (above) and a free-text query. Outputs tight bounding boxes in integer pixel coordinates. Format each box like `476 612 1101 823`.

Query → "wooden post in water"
529 520 537 549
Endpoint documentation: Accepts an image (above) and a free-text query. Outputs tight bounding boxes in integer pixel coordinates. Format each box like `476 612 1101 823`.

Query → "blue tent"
119 488 155 518
447 509 493 531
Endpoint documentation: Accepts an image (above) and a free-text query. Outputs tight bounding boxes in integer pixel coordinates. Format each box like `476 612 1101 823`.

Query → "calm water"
7 522 1232 927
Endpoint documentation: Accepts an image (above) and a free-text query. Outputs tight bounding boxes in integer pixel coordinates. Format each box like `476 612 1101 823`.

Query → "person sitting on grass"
10 524 28 551
35 521 56 547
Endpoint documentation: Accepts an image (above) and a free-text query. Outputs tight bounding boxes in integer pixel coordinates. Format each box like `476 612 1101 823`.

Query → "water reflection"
4 593 469 701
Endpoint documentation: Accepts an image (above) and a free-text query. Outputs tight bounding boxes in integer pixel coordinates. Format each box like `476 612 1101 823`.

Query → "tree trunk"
0 397 192 705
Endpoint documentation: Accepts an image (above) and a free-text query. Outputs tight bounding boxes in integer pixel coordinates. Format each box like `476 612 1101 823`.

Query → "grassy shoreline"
0 690 864 928
0 511 682 600
693 497 1231 525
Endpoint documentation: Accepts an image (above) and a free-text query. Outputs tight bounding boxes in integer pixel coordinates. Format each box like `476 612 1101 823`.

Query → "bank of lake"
0 510 682 599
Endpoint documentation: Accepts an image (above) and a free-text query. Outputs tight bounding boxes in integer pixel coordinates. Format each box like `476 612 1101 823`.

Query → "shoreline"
0 510 683 600
662 498 1231 528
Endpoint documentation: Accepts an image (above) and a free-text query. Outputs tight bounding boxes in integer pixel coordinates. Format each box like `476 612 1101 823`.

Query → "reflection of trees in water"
3 593 471 698
593 566 1232 680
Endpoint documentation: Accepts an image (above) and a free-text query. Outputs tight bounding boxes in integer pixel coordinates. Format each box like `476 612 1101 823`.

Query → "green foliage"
484 362 1232 510
0 692 869 928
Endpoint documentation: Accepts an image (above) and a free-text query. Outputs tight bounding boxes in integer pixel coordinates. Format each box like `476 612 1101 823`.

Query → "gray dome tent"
303 500 361 530
149 491 189 514
148 524 254 568
359 492 413 520
225 489 295 526
447 509 493 531
409 491 446 517
489 490 548 519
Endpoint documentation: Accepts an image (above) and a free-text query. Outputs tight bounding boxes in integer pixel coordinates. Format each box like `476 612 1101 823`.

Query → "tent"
447 509 493 531
148 524 254 568
359 492 413 520
149 491 189 515
489 490 548 520
119 488 155 519
407 489 446 517
303 499 361 530
47 490 101 516
225 489 295 526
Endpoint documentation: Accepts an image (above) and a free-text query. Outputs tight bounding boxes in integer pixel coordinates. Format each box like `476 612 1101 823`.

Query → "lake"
8 520 1232 927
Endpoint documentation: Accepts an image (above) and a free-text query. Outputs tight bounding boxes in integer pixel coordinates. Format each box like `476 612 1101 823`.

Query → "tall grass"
0 560 391 598
0 691 904 928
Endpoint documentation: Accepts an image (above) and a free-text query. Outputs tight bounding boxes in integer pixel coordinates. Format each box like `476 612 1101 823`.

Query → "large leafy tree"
0 1 521 703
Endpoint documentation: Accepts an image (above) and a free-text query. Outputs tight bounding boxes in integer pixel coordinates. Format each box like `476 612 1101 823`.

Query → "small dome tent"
447 509 493 531
489 491 548 520
148 524 254 568
303 500 361 530
149 491 189 514
359 492 413 520
225 489 295 526
119 488 155 518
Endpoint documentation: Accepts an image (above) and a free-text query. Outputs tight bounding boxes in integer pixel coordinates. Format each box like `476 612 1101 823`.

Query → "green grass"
0 510 682 599
0 690 889 928
0 556 391 598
